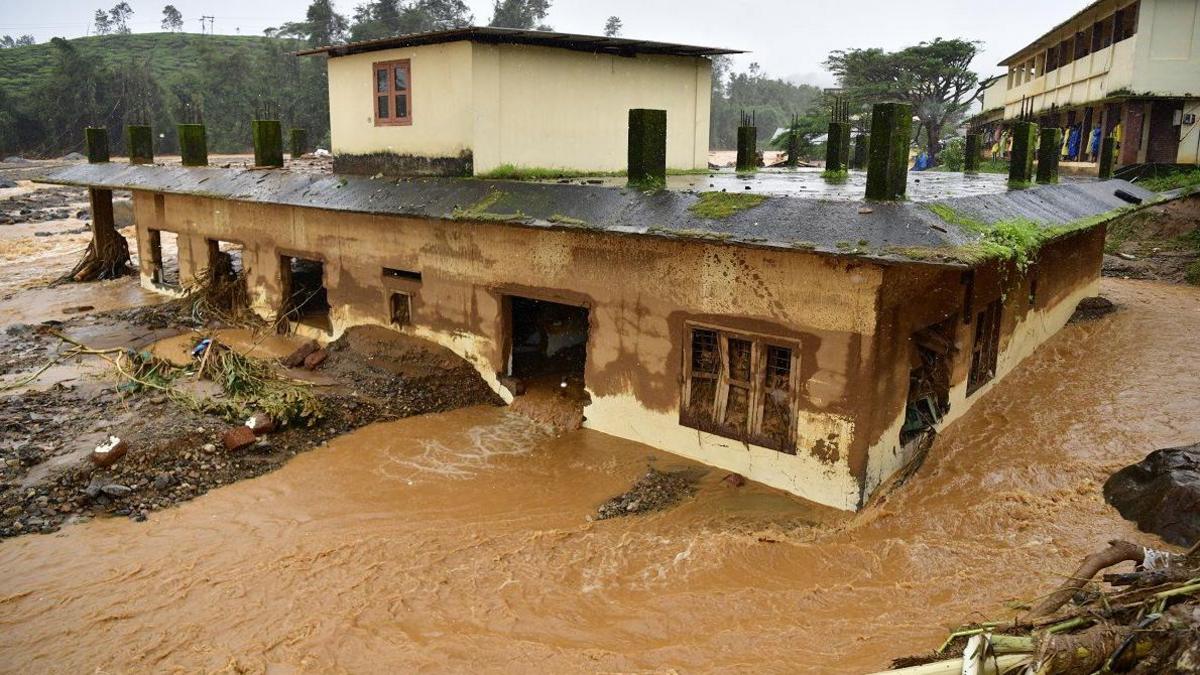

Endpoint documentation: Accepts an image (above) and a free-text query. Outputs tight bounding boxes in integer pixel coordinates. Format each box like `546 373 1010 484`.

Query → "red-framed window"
373 59 411 126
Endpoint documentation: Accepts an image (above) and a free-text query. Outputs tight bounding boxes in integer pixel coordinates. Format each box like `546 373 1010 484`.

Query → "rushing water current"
2 279 1199 674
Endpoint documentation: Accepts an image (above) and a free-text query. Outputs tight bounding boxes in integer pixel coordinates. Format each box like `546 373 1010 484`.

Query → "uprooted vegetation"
0 271 499 538
886 540 1200 674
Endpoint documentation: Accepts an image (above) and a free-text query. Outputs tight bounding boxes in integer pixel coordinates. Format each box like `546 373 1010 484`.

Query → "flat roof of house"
998 0 1118 65
296 26 744 59
36 164 1151 270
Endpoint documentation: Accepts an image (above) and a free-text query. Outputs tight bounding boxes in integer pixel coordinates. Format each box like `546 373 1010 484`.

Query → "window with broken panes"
967 299 1002 395
373 59 412 126
681 325 798 453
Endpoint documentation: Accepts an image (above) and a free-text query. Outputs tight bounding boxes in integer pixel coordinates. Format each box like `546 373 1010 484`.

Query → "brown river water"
1 278 1199 674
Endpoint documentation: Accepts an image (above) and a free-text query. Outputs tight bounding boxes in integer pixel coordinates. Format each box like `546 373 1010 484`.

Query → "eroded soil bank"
1 278 1197 673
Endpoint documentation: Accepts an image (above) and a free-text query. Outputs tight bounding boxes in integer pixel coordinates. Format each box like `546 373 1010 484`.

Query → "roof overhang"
296 26 744 59
998 0 1114 66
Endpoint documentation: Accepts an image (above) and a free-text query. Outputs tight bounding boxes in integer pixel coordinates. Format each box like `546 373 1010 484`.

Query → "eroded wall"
131 190 886 510
862 227 1106 498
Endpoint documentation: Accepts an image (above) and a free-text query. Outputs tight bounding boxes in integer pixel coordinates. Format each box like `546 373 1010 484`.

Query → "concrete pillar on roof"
177 124 208 167
627 108 667 189
1008 121 1038 185
252 120 284 168
864 103 912 201
85 127 109 164
126 125 154 165
1036 127 1062 184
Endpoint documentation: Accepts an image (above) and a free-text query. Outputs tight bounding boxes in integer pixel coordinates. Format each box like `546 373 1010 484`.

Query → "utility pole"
199 15 214 35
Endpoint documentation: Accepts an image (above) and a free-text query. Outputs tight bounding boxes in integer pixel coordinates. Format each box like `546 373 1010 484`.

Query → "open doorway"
280 255 330 332
504 295 590 428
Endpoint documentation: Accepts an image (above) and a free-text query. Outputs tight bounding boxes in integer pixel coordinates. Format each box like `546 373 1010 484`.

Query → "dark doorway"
280 255 330 331
508 296 588 385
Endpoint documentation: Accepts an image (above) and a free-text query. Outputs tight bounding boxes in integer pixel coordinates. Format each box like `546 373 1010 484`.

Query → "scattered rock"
1104 442 1200 547
0 178 17 189
100 484 132 497
499 375 526 397
222 426 256 452
595 468 698 520
90 436 128 468
281 340 319 368
303 348 328 370
1070 296 1117 323
245 413 276 436
721 472 747 488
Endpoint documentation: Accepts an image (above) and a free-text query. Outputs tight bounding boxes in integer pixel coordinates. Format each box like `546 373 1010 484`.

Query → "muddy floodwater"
1 279 1199 673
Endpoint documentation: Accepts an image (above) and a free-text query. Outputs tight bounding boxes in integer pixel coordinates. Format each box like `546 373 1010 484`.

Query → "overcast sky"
2 0 1089 84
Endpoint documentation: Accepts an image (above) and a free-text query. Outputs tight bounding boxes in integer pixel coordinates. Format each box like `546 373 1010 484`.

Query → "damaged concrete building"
39 28 1157 511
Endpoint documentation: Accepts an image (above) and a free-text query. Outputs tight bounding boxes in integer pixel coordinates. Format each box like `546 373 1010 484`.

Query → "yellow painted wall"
326 41 475 158
1001 0 1200 121
1132 0 1200 94
470 44 710 173
326 40 711 173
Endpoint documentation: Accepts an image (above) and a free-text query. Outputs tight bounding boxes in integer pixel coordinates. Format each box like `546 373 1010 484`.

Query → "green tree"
769 111 828 162
93 9 113 35
603 16 622 37
488 0 551 30
709 60 823 149
824 38 979 164
348 0 472 42
108 2 134 34
161 5 184 32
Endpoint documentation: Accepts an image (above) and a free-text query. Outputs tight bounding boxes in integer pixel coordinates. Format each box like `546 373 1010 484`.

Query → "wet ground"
0 278 1196 673
550 167 1043 201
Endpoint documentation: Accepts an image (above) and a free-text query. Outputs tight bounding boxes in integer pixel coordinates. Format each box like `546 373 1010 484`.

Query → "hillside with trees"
0 0 846 159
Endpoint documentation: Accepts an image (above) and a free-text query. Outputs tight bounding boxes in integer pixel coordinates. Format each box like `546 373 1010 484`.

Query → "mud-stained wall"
128 189 1104 510
862 227 1106 497
131 190 887 509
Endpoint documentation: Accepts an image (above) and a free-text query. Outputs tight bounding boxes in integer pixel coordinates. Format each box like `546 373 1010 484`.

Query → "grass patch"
451 189 526 222
688 191 767 219
547 214 596 228
821 169 849 183
1140 169 1200 193
1186 260 1200 286
917 202 1137 268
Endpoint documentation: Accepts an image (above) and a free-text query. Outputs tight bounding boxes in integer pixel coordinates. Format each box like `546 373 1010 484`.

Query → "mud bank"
0 278 1197 672
1102 193 1200 284
0 313 499 539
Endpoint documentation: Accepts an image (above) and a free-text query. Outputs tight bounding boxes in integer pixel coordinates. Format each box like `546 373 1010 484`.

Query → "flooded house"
985 0 1200 167
39 27 1155 511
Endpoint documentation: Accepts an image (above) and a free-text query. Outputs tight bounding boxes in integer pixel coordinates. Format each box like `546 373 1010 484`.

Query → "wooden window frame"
373 59 412 127
389 291 412 326
680 322 800 454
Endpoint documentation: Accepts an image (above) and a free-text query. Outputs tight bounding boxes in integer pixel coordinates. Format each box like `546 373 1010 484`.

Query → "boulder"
281 340 319 368
1103 443 1200 547
222 426 257 452
303 348 328 370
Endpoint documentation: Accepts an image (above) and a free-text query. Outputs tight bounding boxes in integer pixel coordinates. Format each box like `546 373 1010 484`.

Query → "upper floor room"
299 27 740 177
996 0 1200 118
